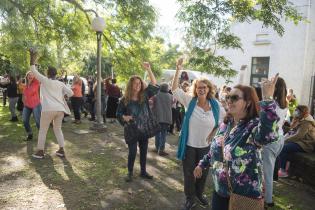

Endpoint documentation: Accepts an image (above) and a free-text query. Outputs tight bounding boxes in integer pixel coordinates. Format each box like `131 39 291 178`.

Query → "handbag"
221 127 264 210
123 121 142 144
228 192 264 210
135 102 161 139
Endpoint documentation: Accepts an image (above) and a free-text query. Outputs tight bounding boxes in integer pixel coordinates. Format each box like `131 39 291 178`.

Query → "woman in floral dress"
194 75 280 210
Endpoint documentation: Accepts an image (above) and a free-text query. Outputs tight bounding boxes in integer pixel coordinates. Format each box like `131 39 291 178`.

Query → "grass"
1 105 315 210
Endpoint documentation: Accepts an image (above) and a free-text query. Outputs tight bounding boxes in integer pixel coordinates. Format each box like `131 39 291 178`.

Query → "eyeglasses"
197 86 208 90
226 95 243 103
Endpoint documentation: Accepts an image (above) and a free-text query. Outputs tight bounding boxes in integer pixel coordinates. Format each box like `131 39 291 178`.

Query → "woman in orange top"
71 75 83 124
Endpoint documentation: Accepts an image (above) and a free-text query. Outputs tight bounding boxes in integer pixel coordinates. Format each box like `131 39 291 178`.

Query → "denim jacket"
199 100 279 198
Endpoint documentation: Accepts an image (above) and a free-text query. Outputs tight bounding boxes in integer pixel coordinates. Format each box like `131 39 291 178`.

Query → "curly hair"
191 78 215 99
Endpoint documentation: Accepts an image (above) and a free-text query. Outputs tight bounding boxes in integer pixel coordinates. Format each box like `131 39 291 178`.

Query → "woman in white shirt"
29 49 73 159
172 58 225 210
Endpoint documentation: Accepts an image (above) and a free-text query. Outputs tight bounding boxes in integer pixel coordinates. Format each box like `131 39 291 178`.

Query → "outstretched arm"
29 49 49 84
171 58 183 92
143 62 157 85
254 74 280 145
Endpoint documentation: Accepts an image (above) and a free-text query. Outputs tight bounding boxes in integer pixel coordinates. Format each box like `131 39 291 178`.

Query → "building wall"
301 0 315 108
217 0 314 105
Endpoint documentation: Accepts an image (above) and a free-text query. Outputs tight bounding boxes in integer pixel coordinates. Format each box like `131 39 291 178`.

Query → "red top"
23 79 40 108
105 81 121 98
72 83 82 97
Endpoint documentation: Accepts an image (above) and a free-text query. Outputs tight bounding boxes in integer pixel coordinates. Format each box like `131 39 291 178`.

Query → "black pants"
170 108 181 133
211 191 229 210
17 94 24 112
71 97 83 120
183 145 210 200
106 96 119 118
127 138 149 175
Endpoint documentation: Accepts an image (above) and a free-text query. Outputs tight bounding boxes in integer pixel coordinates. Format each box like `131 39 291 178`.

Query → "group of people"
1 49 122 159
116 58 315 210
1 52 315 210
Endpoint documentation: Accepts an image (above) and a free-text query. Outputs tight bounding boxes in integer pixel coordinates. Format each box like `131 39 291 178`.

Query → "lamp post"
91 16 107 131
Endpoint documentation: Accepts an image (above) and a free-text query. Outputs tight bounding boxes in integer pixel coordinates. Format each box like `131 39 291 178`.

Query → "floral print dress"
198 101 279 198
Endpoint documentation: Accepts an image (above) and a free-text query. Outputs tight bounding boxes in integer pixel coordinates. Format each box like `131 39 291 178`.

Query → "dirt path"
0 107 315 210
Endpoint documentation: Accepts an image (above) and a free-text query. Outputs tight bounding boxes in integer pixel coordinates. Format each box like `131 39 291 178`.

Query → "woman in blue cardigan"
172 58 225 210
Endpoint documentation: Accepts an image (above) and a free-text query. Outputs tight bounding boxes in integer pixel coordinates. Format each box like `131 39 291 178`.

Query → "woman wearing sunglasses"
193 75 280 210
172 58 226 210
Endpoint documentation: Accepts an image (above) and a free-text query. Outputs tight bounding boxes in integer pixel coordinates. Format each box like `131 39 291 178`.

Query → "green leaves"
177 0 304 80
0 0 159 79
189 47 237 80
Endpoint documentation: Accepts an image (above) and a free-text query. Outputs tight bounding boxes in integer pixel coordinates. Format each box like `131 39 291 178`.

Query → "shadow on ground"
1 106 315 210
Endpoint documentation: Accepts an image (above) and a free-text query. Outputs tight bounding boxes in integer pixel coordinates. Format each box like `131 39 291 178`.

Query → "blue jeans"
22 104 41 135
263 137 284 203
155 123 169 151
279 142 305 169
9 97 18 118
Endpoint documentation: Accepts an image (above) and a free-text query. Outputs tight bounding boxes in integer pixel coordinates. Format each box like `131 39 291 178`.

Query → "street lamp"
91 16 107 132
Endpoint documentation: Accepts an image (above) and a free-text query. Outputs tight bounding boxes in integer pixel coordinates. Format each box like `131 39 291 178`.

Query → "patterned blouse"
116 84 159 126
198 101 279 198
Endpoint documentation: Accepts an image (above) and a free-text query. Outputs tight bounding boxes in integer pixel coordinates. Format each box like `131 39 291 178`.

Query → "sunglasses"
226 95 243 103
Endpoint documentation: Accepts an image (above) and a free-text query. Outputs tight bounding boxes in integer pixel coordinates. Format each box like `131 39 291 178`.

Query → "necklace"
197 101 210 112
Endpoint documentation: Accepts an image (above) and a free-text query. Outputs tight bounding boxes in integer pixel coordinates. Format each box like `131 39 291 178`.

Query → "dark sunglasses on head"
226 95 243 103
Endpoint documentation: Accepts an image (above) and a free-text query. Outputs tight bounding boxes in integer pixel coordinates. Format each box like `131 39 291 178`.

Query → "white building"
217 0 315 115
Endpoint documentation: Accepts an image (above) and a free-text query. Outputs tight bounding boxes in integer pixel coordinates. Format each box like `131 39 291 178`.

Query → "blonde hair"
25 71 33 86
191 78 215 99
123 75 145 105
73 75 82 85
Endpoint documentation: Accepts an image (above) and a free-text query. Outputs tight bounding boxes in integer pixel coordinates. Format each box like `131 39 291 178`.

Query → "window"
250 57 270 87
254 33 271 45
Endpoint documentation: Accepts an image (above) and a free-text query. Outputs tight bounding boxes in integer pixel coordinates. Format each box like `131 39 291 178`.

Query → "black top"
0 82 18 98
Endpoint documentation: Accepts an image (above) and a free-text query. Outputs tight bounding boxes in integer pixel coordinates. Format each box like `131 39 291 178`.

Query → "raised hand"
176 58 184 70
142 62 151 71
261 73 279 100
29 48 38 65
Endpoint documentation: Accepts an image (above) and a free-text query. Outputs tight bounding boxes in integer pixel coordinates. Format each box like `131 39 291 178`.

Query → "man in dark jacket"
0 75 18 121
152 83 173 156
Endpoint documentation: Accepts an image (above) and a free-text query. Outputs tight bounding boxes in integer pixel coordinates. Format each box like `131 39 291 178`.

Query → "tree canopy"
0 0 167 81
0 0 304 82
